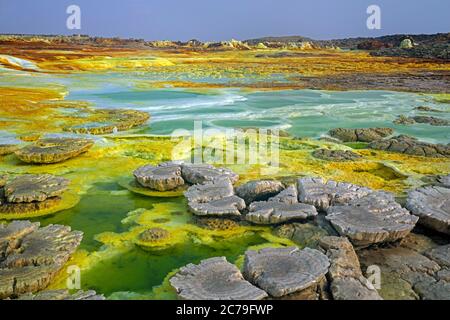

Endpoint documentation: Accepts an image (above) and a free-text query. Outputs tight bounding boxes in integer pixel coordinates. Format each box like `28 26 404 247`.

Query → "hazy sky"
0 0 449 41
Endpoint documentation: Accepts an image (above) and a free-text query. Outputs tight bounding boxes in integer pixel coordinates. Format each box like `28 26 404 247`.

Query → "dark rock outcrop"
369 135 450 158
328 128 393 143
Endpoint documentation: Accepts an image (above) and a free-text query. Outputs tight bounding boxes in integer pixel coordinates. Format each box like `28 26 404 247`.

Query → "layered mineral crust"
236 180 284 204
369 135 450 158
297 177 373 211
243 246 329 297
245 186 317 224
326 192 418 246
181 164 239 185
0 221 83 299
298 177 417 245
64 109 150 135
188 195 246 216
319 236 382 300
132 162 239 193
15 137 94 164
328 127 393 142
133 163 184 191
0 174 72 218
3 174 69 203
406 186 450 235
169 257 268 300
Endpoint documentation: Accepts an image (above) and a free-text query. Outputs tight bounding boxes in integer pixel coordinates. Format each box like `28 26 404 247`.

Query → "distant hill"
245 33 449 48
245 35 314 44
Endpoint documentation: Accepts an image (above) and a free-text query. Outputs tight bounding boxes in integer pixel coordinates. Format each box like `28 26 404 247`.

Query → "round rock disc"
243 246 329 297
170 257 268 300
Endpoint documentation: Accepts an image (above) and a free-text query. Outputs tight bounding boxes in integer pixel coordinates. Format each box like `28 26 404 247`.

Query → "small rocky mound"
236 180 284 204
326 191 418 246
406 186 450 235
0 144 19 156
181 163 239 185
139 228 170 242
369 135 450 158
412 116 449 126
245 186 317 224
394 115 416 125
413 116 449 126
64 109 150 135
0 221 83 299
319 236 382 300
133 163 184 191
328 128 393 143
0 174 70 217
312 149 362 161
297 177 372 210
170 257 268 300
16 290 105 300
243 247 329 297
15 138 94 164
195 217 240 231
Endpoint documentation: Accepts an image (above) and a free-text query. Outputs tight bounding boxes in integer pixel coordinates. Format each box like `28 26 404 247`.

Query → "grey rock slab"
326 192 418 246
245 202 317 225
188 195 245 216
184 178 234 203
236 180 284 204
297 177 372 211
3 174 69 203
243 246 329 297
181 164 239 185
170 257 268 300
268 185 298 204
133 164 184 191
406 186 450 235
319 236 382 300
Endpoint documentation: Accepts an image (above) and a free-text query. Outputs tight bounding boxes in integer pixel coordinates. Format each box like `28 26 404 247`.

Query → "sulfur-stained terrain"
0 35 449 300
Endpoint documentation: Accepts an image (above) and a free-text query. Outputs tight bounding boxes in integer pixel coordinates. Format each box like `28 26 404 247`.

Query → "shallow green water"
67 85 449 143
